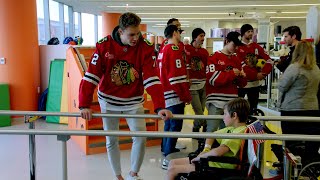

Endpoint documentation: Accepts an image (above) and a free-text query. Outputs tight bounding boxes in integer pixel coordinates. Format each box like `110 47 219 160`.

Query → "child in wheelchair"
166 98 250 180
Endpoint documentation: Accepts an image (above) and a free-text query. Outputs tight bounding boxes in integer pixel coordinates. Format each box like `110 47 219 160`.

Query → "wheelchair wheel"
298 161 320 180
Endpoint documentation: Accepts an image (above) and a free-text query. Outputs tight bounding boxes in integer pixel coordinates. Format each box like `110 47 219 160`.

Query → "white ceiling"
56 0 320 27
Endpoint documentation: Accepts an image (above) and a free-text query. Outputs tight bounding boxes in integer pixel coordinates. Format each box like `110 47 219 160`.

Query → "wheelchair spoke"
298 162 320 180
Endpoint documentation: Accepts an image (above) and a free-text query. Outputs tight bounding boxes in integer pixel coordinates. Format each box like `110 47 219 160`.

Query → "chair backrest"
236 128 249 171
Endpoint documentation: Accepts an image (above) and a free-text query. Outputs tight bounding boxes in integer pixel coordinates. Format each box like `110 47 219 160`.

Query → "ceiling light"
155 23 190 26
107 3 320 8
142 17 248 20
270 16 306 19
282 11 308 13
266 11 308 14
137 12 229 15
142 20 190 23
142 17 306 20
152 25 166 28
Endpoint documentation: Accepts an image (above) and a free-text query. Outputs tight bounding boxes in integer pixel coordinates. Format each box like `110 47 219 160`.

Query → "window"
49 0 63 41
64 5 70 37
36 0 46 44
74 12 80 37
98 15 103 40
81 13 95 45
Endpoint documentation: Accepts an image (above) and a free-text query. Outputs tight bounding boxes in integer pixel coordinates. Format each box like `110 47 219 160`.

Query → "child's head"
245 53 257 68
223 98 250 126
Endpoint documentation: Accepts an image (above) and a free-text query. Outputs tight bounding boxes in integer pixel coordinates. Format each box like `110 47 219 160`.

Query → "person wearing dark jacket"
276 26 301 72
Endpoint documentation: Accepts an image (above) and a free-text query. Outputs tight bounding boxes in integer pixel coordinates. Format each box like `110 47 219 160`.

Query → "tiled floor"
0 118 197 180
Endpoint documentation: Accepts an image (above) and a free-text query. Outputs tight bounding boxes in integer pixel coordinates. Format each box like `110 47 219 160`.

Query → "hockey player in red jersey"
79 12 172 180
206 31 247 133
159 18 184 51
184 28 209 133
236 24 273 114
158 25 192 169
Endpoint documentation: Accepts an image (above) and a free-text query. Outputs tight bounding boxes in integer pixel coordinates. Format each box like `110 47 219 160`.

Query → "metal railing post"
26 115 36 180
57 135 70 180
283 141 289 180
267 68 273 109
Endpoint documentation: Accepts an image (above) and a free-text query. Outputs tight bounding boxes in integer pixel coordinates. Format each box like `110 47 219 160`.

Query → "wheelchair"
175 116 267 180
271 142 320 180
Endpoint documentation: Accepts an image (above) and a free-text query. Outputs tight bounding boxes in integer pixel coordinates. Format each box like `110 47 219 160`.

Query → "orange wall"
102 13 121 37
0 0 40 110
140 24 147 32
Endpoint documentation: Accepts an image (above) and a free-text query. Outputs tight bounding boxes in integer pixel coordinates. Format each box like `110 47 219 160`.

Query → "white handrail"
1 110 320 122
0 129 319 141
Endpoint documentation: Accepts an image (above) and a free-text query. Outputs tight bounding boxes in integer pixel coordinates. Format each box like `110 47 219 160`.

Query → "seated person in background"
166 98 250 180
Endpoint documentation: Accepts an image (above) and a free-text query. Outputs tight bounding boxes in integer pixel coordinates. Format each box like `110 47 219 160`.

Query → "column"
0 0 40 110
257 18 271 51
140 24 147 38
101 13 121 37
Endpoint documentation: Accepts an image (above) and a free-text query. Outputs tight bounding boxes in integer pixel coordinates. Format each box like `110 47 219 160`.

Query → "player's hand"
80 108 93 120
233 68 240 76
188 79 192 87
267 59 274 65
158 109 173 121
240 69 246 77
257 72 265 80
191 156 201 163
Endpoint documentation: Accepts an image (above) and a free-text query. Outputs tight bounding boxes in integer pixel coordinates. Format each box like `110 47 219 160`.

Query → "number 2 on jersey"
91 53 99 65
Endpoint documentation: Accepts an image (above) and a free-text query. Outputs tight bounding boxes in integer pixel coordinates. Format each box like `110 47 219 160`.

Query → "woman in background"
278 40 320 164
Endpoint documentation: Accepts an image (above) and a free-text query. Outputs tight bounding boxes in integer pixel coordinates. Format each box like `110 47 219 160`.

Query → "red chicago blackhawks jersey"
206 51 247 108
184 44 209 90
237 42 272 88
159 39 184 53
158 43 192 108
79 29 165 111
157 39 185 69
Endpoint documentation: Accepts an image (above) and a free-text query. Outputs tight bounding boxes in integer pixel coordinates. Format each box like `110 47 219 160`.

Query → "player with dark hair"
236 24 273 114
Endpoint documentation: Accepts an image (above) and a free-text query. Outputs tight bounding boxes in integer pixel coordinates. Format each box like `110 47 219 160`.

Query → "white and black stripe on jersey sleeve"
98 91 144 106
206 93 237 103
169 75 188 85
209 71 221 86
241 61 246 68
191 79 206 85
83 72 101 86
164 90 182 107
143 76 161 89
164 90 179 101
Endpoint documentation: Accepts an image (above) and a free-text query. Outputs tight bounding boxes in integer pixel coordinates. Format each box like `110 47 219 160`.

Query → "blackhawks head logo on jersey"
111 60 139 86
190 56 204 71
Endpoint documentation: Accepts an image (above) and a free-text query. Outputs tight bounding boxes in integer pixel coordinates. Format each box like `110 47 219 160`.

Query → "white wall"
219 21 258 29
39 45 70 92
274 20 306 39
